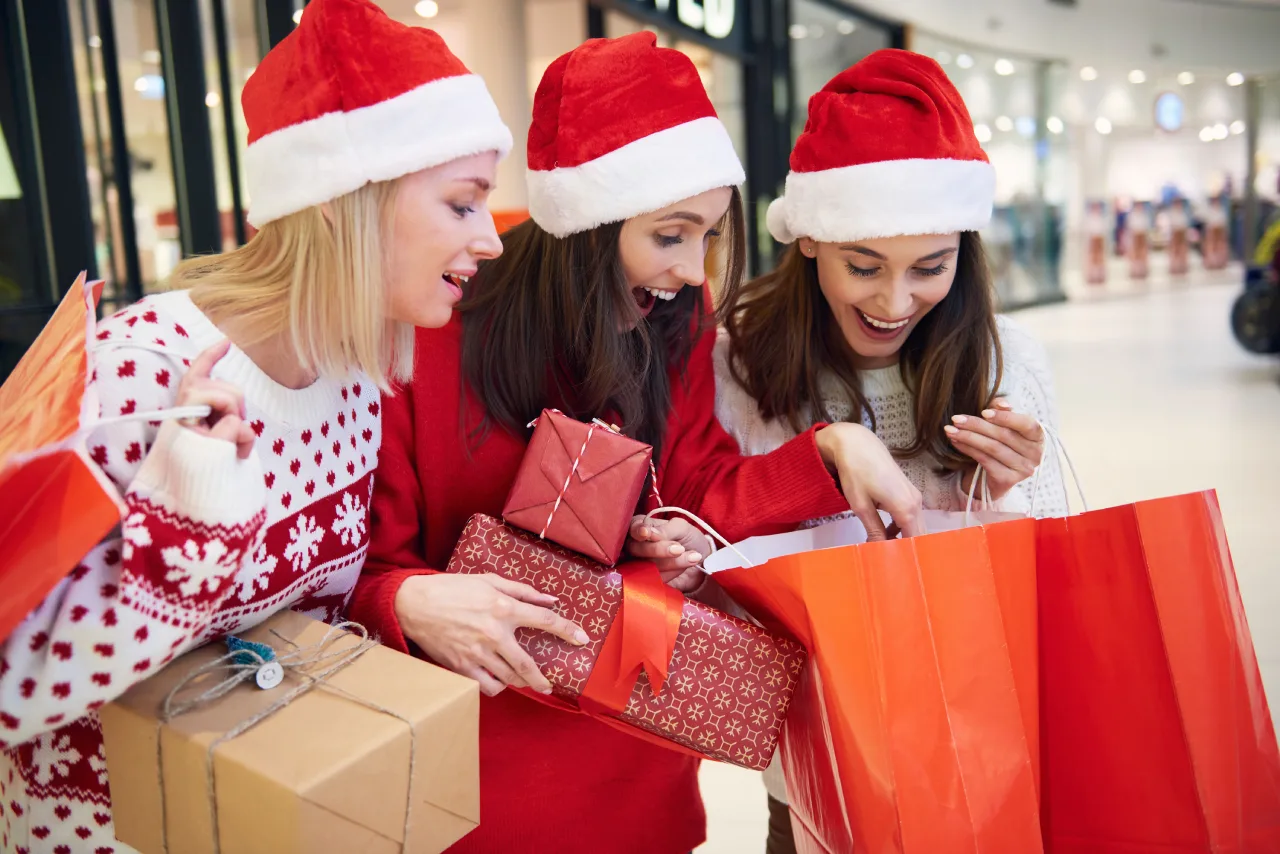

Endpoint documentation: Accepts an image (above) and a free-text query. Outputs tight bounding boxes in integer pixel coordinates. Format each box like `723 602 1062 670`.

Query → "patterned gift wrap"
447 515 806 770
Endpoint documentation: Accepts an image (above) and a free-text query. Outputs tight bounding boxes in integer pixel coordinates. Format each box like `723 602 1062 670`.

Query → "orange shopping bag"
0 275 205 643
704 510 1043 854
1037 490 1280 853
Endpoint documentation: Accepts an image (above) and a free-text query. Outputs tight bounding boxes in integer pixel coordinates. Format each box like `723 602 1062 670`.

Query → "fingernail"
982 409 996 419
669 544 684 556
574 630 590 645
996 399 1012 409
540 685 554 695
640 528 651 539
687 553 703 564
952 415 967 424
944 425 959 435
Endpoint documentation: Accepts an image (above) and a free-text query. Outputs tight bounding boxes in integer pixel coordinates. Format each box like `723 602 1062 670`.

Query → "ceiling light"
1046 116 1065 134
1095 117 1112 135
1177 71 1195 86
292 8 303 24
995 115 1014 132
1128 70 1146 84
974 123 993 144
205 91 221 108
957 54 974 69
92 79 106 94
414 0 439 17
245 66 255 81
1080 66 1098 81
995 58 1015 76
1213 123 1229 140
836 19 857 35
1199 127 1215 142
133 76 148 92
88 35 102 48
1231 120 1246 135
1227 72 1245 86
788 24 808 39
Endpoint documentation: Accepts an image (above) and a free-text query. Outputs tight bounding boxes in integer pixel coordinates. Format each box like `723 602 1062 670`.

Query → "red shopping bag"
1037 490 1280 853
706 512 1043 854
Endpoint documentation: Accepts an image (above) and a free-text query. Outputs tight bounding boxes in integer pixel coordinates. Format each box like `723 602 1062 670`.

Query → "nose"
877 275 915 319
671 242 709 287
472 213 503 260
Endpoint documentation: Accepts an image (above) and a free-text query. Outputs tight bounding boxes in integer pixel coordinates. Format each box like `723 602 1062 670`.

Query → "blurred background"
1 1 1278 850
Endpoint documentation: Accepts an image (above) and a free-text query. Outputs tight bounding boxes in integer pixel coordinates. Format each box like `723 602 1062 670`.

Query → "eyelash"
656 228 721 249
450 204 476 218
844 262 950 278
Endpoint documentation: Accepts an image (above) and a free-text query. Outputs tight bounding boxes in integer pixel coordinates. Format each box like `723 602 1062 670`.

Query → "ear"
798 237 817 258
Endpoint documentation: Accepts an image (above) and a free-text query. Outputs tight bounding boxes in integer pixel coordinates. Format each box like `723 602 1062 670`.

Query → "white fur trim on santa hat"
768 158 995 244
245 73 512 227
526 116 745 238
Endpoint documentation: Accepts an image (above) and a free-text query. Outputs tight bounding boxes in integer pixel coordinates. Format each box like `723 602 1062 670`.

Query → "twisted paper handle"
963 420 1089 526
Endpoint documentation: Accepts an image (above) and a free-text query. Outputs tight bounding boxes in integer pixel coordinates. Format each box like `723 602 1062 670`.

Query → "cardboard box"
100 611 479 854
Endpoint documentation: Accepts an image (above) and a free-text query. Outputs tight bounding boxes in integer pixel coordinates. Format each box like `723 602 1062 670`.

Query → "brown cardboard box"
100 611 479 854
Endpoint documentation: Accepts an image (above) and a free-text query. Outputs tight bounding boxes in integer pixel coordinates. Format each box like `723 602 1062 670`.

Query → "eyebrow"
457 177 492 191
657 211 705 225
839 245 957 262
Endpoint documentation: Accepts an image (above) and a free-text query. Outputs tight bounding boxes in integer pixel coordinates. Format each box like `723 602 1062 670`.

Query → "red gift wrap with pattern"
447 514 805 770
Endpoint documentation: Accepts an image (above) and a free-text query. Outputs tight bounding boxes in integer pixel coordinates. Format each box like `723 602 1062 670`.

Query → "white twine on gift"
963 420 1089 526
528 412 665 539
154 622 418 854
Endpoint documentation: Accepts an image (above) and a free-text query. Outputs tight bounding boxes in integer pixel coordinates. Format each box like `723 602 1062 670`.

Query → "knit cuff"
129 421 265 526
758 425 850 520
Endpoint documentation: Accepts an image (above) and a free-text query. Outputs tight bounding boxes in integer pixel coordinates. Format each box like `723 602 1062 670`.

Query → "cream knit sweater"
712 314 1069 803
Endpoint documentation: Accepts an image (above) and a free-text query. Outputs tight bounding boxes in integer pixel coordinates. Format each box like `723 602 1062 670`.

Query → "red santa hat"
767 49 994 245
526 32 745 238
241 0 512 228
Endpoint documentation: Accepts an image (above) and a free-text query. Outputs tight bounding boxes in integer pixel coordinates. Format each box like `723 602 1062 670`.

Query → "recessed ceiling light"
414 0 439 17
788 24 808 39
1213 123 1229 140
205 91 221 108
1080 66 1098 81
292 8 303 24
836 19 857 35
995 58 1015 76
1046 116 1065 134
1128 70 1146 84
1227 72 1245 86
995 115 1014 132
88 35 102 48
1177 71 1195 86
1231 120 1246 135
957 54 974 69
1095 117 1112 135
974 123 993 144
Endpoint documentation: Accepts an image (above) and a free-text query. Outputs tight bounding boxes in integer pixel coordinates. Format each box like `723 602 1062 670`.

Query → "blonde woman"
0 1 509 851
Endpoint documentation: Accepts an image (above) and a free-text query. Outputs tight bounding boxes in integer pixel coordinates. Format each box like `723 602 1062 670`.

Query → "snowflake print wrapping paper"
447 515 806 770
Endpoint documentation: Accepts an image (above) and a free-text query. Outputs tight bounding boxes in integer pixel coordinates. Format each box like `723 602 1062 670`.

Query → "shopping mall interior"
2 0 1279 850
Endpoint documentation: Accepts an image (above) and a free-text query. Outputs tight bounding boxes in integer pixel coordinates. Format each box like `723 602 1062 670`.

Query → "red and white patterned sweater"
0 291 382 854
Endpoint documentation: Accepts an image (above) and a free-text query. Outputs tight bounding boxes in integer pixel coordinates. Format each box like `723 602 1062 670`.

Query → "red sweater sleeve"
657 324 850 544
347 378 437 655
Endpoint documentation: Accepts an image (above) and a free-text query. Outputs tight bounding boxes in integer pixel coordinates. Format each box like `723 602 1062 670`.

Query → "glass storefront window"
0 3 42 312
199 0 259 250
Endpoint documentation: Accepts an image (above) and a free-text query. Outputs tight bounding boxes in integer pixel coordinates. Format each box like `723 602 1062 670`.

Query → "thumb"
483 574 558 608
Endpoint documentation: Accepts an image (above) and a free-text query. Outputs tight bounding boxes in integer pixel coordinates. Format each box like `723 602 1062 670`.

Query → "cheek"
914 274 957 310
815 262 871 308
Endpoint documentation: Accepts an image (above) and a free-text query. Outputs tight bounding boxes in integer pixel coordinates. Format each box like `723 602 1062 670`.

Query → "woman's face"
802 232 961 369
617 187 733 327
386 152 504 329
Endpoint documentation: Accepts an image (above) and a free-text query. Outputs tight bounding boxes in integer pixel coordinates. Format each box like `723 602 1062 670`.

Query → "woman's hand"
626 516 710 593
393 573 590 697
815 422 924 541
176 340 255 460
946 398 1045 501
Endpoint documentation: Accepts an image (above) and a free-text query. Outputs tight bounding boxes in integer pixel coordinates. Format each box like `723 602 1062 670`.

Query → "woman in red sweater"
349 33 923 853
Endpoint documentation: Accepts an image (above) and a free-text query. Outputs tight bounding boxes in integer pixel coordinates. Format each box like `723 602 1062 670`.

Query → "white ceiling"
849 0 1280 74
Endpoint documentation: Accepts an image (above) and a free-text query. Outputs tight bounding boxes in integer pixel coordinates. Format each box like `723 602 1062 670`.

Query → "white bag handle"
644 506 756 568
965 421 1089 526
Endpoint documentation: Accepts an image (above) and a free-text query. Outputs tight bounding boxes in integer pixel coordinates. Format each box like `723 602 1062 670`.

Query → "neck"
200 304 319 390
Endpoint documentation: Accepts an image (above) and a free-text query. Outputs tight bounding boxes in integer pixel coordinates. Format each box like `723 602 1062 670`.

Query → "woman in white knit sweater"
715 50 1067 853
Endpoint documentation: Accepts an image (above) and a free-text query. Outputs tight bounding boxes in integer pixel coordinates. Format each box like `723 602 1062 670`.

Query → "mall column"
463 0 530 220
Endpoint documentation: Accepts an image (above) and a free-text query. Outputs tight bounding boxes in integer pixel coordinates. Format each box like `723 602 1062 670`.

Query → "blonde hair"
170 179 415 390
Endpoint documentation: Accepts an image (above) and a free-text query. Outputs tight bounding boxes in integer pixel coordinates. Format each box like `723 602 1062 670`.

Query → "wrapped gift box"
448 514 805 770
100 611 479 854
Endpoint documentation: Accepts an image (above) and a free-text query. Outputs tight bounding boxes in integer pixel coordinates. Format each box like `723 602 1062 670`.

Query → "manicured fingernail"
996 399 1012 409
669 544 684 556
687 553 703 564
944 425 959 435
952 415 968 424
982 409 996 419
540 685 554 695
574 630 590 645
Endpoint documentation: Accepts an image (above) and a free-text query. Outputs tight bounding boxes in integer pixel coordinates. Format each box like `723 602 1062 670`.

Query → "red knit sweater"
348 315 847 854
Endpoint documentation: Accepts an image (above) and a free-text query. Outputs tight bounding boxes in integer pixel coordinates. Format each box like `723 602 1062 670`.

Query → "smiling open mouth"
855 308 912 340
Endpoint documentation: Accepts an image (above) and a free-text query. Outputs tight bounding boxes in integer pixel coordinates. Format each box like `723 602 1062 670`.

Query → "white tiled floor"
697 270 1280 853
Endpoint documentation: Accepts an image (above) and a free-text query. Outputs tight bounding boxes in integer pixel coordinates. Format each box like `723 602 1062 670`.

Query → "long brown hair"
461 187 747 472
724 231 1002 472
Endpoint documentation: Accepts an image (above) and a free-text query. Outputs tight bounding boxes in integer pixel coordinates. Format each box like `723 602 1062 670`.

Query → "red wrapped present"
448 514 805 770
502 409 654 565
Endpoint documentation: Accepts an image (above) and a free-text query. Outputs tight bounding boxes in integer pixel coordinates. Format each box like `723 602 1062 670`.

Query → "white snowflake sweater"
713 315 1069 805
0 290 381 854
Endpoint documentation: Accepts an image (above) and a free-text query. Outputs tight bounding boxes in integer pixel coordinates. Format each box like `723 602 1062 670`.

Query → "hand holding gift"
627 514 711 591
395 572 590 697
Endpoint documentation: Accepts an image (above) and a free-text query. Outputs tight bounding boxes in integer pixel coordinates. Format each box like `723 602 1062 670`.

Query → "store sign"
615 0 744 52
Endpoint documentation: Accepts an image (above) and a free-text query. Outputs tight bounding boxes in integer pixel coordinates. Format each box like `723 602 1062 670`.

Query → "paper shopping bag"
1036 490 1280 853
705 511 1043 854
